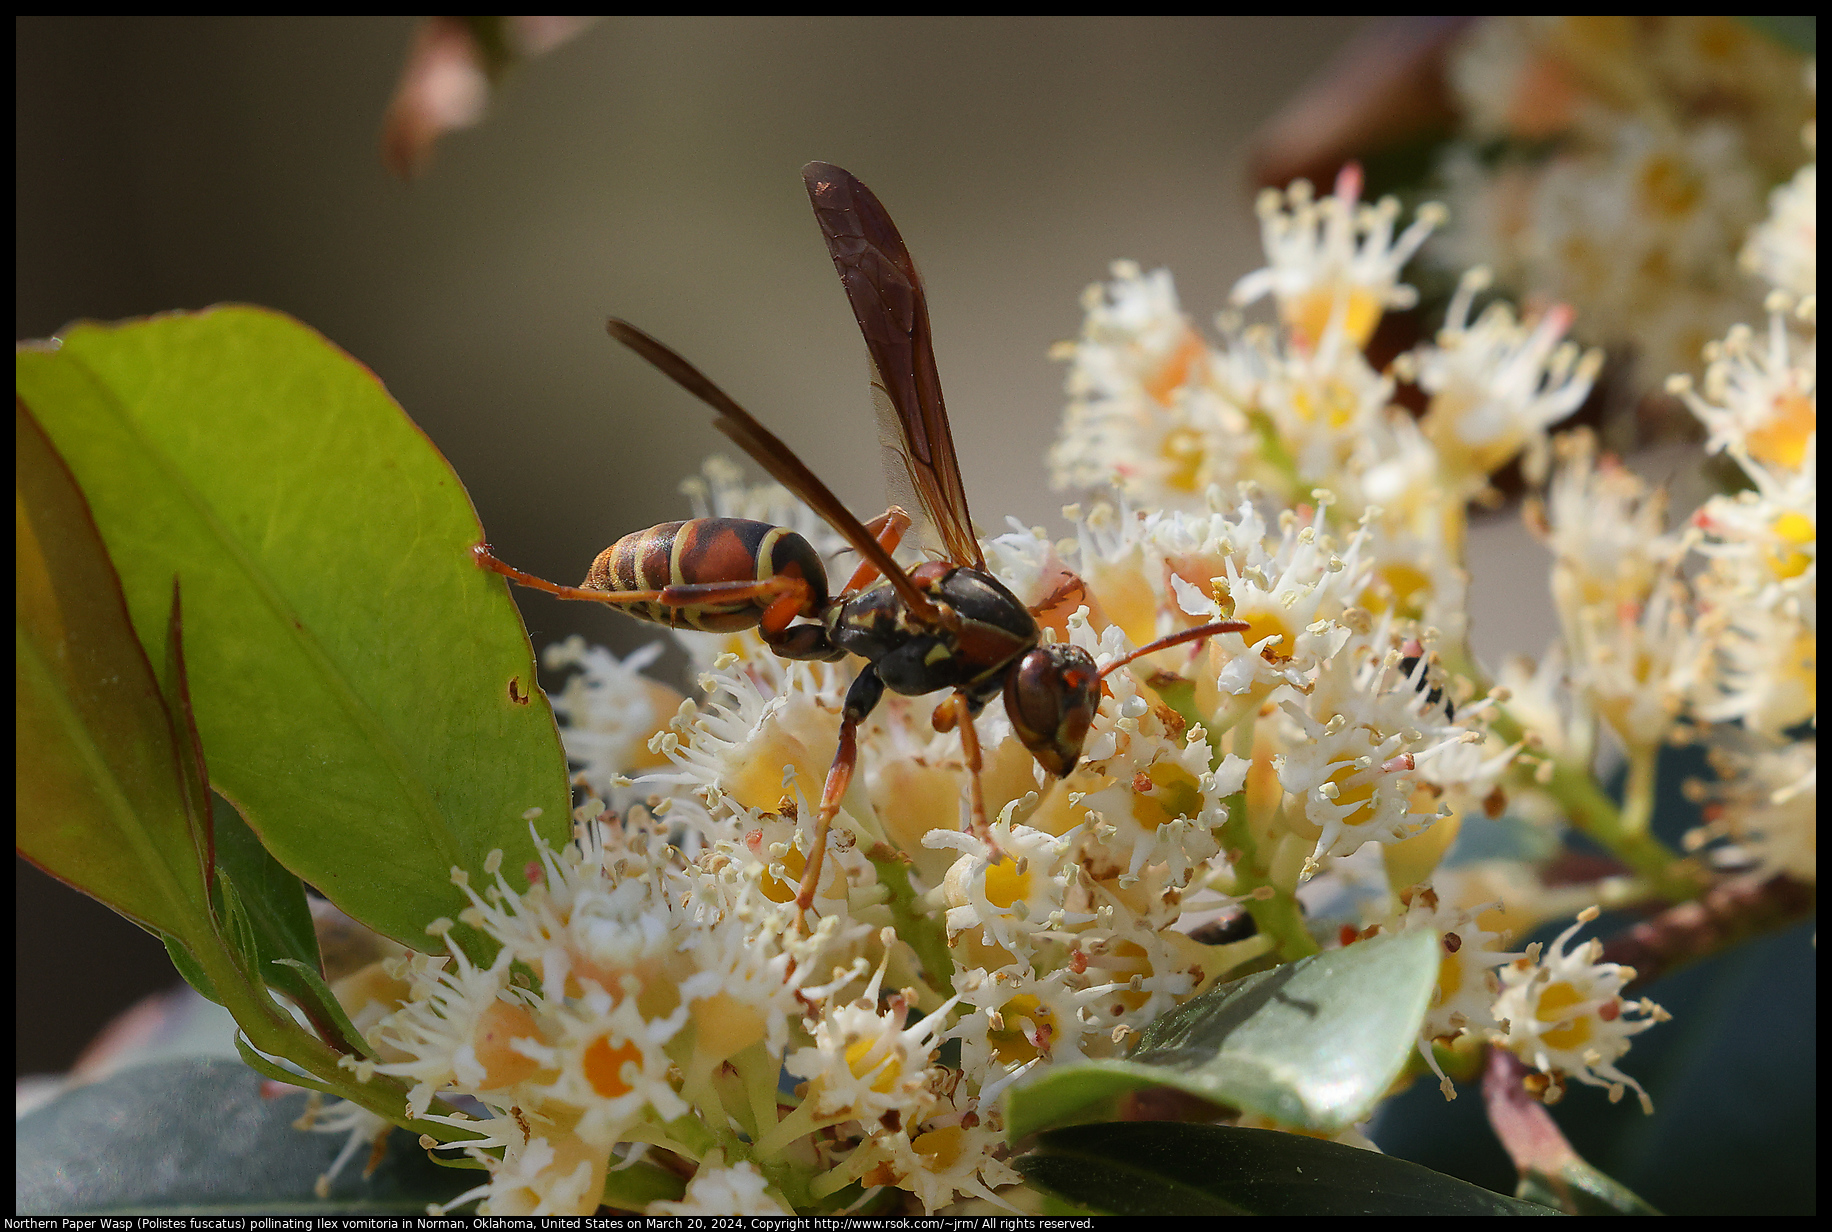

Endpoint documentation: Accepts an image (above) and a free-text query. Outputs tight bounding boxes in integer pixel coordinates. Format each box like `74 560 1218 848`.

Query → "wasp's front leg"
793 664 884 933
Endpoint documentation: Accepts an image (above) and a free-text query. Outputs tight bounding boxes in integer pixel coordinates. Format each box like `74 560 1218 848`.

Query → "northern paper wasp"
477 163 1244 927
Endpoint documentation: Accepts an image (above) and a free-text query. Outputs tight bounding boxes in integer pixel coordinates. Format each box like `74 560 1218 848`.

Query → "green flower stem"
1620 743 1659 837
1490 709 1702 904
872 850 954 993
1156 679 1319 961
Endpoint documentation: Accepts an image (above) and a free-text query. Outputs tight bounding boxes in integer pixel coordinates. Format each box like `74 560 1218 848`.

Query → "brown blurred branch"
1250 16 1470 192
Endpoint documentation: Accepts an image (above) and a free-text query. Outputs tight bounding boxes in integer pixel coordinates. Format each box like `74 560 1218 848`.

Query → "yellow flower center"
1158 426 1207 493
987 995 1052 1065
1363 562 1432 618
1130 761 1204 833
844 1038 901 1093
1326 764 1380 827
1535 980 1594 1051
1637 154 1703 219
1765 510 1815 581
1746 391 1815 471
1237 609 1293 658
912 1126 968 1171
983 856 1029 909
1285 286 1382 351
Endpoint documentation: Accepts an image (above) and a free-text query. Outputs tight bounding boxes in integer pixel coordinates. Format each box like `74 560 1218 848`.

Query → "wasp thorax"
1003 644 1101 778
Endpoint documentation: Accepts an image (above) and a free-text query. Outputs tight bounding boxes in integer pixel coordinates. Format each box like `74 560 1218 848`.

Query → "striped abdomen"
582 518 829 632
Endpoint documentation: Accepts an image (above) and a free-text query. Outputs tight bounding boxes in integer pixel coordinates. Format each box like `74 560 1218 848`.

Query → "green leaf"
16 308 571 949
1006 930 1440 1138
1015 1123 1559 1216
268 958 376 1060
209 797 370 1052
15 1058 480 1215
164 934 222 1004
16 398 211 942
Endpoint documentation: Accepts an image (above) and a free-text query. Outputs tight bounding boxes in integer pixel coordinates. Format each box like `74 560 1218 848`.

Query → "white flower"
1668 308 1817 475
650 1159 791 1215
1490 908 1669 1114
1409 270 1602 486
1742 162 1817 299
544 635 677 801
1387 886 1528 1099
1232 164 1445 351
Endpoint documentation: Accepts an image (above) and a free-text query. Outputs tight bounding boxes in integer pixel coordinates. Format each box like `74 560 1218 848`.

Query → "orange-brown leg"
838 506 913 594
793 666 883 934
793 714 858 935
933 692 991 846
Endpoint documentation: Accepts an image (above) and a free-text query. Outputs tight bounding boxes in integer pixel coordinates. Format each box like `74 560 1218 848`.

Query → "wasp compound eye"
1004 644 1101 778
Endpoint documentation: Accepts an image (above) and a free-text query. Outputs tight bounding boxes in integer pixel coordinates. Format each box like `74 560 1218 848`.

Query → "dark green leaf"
16 309 571 949
1007 930 1441 1138
268 958 375 1060
16 398 211 942
15 1058 479 1215
1016 1123 1559 1216
209 796 368 1051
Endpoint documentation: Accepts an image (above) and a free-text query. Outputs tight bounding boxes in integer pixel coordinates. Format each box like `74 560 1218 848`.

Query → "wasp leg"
837 506 914 594
794 664 884 934
1097 617 1252 679
758 579 847 661
933 692 992 846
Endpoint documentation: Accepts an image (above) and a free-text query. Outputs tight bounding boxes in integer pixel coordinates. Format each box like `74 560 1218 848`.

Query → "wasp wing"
605 318 938 621
804 162 984 571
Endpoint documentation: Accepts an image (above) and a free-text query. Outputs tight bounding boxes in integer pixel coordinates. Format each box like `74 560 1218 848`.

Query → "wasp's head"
1003 643 1101 778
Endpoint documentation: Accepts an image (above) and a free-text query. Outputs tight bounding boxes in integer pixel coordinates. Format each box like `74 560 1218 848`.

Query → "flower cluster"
333 112 1816 1210
1429 17 1814 387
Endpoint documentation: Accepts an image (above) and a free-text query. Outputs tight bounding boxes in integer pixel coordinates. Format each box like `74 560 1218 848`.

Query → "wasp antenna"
1098 619 1250 679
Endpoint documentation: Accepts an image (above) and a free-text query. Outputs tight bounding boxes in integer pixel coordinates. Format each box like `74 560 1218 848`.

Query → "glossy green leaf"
16 308 570 948
15 1058 479 1215
1016 1123 1559 1216
1007 930 1441 1138
16 399 210 942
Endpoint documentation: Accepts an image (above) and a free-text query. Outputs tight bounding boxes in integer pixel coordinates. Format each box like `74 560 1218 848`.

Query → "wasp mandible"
476 163 1244 929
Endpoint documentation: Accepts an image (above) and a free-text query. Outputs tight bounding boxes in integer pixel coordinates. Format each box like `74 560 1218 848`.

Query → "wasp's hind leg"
835 506 914 594
794 664 884 934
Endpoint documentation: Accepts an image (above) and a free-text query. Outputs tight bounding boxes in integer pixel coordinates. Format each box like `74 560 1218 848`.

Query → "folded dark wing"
804 162 984 570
